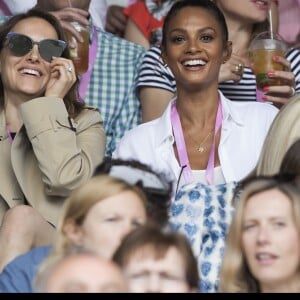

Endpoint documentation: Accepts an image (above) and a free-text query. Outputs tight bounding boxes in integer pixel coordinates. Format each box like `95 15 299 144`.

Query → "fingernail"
267 71 275 77
273 56 280 61
262 95 268 101
263 86 269 92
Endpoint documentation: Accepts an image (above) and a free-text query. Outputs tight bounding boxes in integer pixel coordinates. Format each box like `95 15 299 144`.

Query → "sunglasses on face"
6 32 67 62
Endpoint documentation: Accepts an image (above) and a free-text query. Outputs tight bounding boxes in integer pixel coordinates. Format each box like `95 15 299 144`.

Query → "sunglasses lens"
7 33 66 63
8 33 32 56
39 39 66 62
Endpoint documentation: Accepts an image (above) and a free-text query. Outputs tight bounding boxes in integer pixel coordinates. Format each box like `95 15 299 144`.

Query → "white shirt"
113 91 278 195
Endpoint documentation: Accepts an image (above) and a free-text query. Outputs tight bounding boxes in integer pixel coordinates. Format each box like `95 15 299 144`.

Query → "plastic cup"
249 31 287 91
64 22 90 75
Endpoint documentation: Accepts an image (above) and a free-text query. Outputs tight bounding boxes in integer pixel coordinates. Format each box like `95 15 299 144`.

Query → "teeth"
20 68 40 76
183 59 206 67
254 1 268 6
257 253 272 260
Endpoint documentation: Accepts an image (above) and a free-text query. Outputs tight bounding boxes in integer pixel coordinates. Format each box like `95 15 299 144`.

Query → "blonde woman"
0 175 149 292
219 175 300 292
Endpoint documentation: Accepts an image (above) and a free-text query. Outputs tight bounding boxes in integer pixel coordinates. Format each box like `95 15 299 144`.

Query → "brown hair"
113 223 200 290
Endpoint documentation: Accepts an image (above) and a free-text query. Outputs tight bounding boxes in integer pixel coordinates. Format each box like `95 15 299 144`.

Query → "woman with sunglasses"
0 9 105 270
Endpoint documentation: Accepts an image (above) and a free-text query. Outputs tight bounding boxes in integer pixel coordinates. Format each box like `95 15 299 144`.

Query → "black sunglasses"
6 32 67 62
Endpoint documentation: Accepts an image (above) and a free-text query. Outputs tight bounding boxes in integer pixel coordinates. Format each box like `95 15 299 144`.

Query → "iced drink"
249 32 287 91
65 22 90 75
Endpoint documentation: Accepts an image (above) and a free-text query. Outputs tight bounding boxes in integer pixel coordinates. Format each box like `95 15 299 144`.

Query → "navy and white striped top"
137 45 300 102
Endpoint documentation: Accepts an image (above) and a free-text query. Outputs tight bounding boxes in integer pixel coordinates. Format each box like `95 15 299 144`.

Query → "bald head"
39 253 128 293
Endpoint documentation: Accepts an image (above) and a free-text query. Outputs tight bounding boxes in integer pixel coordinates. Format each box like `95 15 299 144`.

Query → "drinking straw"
68 0 73 7
268 4 274 39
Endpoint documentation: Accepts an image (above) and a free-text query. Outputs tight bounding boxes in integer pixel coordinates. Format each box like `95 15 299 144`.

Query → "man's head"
34 251 128 293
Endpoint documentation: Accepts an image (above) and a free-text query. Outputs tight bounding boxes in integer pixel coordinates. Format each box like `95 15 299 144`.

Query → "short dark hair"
161 0 229 50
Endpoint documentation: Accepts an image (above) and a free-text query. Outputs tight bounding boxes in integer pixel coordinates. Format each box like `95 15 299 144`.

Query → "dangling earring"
163 63 168 68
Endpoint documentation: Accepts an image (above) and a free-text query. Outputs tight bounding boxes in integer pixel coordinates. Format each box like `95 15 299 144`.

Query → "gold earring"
163 63 168 68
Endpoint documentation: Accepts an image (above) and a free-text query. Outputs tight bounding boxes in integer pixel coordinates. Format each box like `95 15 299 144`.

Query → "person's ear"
222 41 232 64
62 219 84 246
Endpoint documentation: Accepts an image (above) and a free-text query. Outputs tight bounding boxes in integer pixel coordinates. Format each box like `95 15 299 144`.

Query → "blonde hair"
256 94 300 175
219 176 300 292
53 175 147 256
34 175 148 288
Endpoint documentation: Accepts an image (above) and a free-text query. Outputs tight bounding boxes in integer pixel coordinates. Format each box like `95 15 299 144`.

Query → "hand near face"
219 53 247 84
45 57 76 98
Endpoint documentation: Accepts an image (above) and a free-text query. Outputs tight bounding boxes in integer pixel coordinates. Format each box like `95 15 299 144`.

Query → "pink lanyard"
171 100 223 185
6 125 13 143
78 26 98 101
256 88 265 102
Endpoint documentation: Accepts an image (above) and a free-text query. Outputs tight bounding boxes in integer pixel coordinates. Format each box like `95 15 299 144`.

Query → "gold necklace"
186 130 214 153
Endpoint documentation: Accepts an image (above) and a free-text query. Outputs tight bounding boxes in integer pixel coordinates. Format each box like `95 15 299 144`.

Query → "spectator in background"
123 0 173 49
34 250 128 293
219 175 300 292
105 0 136 37
0 175 147 292
94 157 172 228
113 223 200 293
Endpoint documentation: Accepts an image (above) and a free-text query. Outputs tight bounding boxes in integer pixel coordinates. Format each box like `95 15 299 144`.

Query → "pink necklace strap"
171 102 194 183
6 125 13 143
171 100 223 185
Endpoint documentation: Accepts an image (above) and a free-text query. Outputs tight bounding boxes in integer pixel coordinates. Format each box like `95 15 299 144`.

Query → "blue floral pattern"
170 181 238 293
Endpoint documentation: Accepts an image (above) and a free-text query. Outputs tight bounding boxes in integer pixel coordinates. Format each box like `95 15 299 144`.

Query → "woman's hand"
259 55 296 106
45 57 76 99
50 8 90 43
219 53 246 84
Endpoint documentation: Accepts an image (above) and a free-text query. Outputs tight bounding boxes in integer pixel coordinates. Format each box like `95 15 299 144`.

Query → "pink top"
278 0 300 44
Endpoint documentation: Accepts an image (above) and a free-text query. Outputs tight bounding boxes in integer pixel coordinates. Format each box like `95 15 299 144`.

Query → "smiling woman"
112 1 280 292
0 8 105 272
113 0 278 194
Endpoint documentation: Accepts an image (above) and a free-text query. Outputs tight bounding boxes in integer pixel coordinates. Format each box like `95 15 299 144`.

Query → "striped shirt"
137 46 300 102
